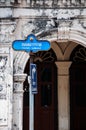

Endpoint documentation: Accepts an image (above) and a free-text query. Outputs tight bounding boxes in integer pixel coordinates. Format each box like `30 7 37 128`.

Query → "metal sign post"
28 52 35 130
12 34 51 130
28 75 34 130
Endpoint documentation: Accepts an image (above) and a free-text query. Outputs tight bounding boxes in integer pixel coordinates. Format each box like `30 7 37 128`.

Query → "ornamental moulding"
0 21 16 43
13 73 27 82
22 17 86 39
13 28 86 76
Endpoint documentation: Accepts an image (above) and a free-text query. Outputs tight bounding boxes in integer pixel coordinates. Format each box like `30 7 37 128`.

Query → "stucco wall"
0 2 86 130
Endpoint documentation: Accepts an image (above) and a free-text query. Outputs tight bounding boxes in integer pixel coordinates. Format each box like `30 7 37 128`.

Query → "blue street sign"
30 63 37 94
12 34 51 52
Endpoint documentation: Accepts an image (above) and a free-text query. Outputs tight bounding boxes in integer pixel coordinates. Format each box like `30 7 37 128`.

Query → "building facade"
0 0 86 130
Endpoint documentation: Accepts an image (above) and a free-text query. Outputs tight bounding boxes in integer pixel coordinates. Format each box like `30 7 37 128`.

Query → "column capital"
13 73 27 83
55 61 72 75
13 74 27 93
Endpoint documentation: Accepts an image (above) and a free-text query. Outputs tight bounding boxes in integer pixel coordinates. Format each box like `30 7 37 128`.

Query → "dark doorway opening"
23 49 58 130
70 45 86 130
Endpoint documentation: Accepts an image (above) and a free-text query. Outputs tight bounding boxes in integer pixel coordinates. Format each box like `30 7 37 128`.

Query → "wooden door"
34 62 57 130
23 85 29 130
70 63 86 130
23 62 58 130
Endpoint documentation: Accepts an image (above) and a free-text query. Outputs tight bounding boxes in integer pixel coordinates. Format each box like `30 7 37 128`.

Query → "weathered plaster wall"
0 21 15 130
0 3 86 130
0 46 13 130
1 8 86 46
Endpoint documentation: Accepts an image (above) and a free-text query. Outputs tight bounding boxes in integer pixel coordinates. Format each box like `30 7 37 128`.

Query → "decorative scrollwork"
71 45 86 62
0 56 7 72
0 24 16 43
73 48 86 62
34 49 57 62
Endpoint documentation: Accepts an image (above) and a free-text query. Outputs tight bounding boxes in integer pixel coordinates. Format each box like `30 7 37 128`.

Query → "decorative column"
13 74 27 130
55 61 72 130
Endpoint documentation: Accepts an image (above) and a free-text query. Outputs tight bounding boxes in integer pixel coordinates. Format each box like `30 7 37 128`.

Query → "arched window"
23 49 58 130
70 45 86 130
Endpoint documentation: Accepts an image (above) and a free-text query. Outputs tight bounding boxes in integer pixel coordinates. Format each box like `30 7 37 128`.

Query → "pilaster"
13 74 27 130
55 61 72 130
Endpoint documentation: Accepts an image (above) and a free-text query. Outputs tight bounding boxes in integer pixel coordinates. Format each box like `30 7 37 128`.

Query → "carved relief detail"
13 83 22 92
0 24 16 43
0 83 7 100
0 56 7 72
22 17 86 41
22 19 54 38
22 20 35 38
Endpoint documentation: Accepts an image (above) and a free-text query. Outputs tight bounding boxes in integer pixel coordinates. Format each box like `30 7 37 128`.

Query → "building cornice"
0 8 86 19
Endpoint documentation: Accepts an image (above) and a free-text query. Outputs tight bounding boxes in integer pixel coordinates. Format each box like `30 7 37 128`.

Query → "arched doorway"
70 45 86 130
23 49 58 130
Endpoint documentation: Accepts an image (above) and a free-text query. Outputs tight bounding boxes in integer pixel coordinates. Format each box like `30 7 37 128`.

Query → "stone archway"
13 28 86 130
13 27 86 74
23 48 58 130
